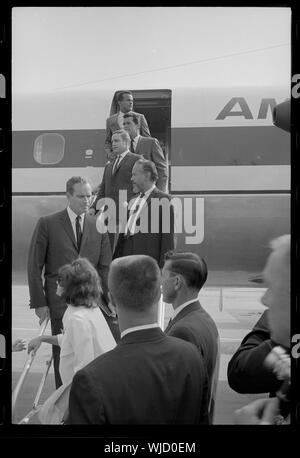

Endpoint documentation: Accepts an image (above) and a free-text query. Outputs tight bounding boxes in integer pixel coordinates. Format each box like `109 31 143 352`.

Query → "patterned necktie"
113 155 121 174
75 215 82 251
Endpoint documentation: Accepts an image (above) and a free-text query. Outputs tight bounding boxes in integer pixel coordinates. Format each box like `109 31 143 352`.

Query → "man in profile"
27 176 116 387
113 159 174 268
161 251 220 423
104 91 150 159
234 234 291 424
66 255 208 424
123 112 168 192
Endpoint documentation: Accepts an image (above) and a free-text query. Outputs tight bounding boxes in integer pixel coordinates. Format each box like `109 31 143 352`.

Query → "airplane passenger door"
110 90 171 190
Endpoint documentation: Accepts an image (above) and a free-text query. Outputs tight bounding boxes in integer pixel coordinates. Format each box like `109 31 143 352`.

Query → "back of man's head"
164 251 208 292
108 255 161 313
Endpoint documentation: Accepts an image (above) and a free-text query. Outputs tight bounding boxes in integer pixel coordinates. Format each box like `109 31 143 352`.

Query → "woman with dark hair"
28 257 116 385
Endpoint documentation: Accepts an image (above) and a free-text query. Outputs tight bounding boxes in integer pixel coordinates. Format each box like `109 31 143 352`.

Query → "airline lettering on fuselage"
216 97 277 120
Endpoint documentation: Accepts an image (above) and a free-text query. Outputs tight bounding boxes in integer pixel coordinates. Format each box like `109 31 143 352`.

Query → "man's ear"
174 274 183 291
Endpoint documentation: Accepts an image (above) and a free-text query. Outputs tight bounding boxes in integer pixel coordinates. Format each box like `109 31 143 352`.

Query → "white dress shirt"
125 184 156 235
121 323 159 339
67 206 85 243
171 298 198 320
57 304 116 385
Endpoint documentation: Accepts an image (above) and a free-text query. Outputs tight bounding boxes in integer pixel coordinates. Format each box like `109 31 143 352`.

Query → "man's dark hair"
164 251 208 291
123 112 139 125
135 158 158 183
117 91 133 102
66 176 90 195
109 255 161 311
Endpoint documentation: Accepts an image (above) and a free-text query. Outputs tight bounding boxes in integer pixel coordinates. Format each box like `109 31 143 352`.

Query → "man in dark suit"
66 255 209 424
113 159 174 268
123 112 168 192
104 91 150 159
162 251 220 423
89 129 140 249
27 176 117 388
227 309 281 396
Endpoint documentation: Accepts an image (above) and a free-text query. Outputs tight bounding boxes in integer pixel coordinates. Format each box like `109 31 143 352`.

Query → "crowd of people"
13 90 291 425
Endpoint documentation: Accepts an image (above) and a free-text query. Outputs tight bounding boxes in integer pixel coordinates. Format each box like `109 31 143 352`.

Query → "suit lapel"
107 160 114 180
59 209 78 251
135 136 143 154
166 301 201 331
114 152 131 175
79 214 91 253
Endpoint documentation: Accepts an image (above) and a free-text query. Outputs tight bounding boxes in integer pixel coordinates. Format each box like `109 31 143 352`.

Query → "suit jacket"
164 300 219 422
66 327 208 424
113 187 175 268
135 136 168 192
227 310 281 395
27 209 112 320
104 111 150 155
91 152 140 224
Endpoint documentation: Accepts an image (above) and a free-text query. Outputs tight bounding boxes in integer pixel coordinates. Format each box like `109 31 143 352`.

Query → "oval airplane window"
33 133 65 165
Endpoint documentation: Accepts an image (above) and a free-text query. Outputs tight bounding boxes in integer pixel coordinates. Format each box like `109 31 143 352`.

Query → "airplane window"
33 133 65 165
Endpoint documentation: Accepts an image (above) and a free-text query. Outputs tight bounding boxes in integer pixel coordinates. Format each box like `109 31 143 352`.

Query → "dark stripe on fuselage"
171 126 290 166
13 125 290 168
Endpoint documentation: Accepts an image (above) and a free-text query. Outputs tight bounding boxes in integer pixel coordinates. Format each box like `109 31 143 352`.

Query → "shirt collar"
141 184 156 199
133 134 140 143
117 150 129 161
67 206 85 223
121 323 159 339
172 298 198 319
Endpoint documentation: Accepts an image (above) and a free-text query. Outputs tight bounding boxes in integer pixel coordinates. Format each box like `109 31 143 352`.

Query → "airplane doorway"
110 89 171 188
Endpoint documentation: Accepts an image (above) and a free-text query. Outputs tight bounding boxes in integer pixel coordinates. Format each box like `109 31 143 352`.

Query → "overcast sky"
12 7 291 93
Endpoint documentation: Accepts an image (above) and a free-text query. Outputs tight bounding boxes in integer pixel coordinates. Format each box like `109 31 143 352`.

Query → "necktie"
113 155 121 174
75 215 82 251
126 193 145 235
130 139 135 153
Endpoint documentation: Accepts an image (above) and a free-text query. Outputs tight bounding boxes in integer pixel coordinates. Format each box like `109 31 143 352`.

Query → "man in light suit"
113 159 174 268
123 112 168 192
27 176 117 388
66 255 209 424
104 91 150 159
89 129 140 249
162 251 220 423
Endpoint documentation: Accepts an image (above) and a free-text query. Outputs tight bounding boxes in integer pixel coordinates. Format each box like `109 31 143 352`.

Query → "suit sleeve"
97 232 112 301
140 114 151 137
27 217 48 309
91 165 107 211
65 369 106 424
152 139 168 192
104 117 112 157
159 197 175 268
227 310 281 394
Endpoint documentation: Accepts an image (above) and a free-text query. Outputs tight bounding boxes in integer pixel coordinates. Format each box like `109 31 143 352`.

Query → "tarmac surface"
11 285 268 425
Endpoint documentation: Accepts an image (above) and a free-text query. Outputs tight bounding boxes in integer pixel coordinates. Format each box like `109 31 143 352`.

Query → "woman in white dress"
28 257 116 386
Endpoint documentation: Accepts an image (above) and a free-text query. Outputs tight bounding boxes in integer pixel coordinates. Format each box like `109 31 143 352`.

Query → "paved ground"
11 285 267 424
